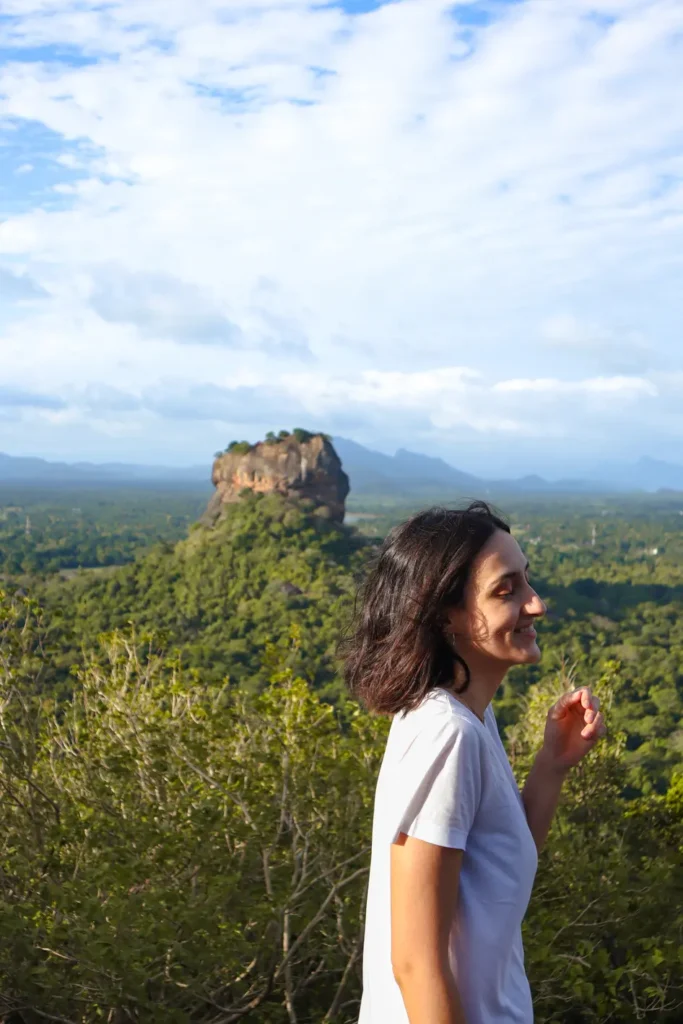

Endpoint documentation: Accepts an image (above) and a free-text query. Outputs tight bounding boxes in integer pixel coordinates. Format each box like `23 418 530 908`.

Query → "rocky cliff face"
203 433 350 524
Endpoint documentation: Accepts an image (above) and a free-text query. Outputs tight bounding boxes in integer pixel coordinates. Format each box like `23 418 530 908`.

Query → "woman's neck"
449 662 507 723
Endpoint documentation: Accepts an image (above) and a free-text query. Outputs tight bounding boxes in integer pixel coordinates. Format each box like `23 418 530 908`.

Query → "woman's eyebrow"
489 561 530 590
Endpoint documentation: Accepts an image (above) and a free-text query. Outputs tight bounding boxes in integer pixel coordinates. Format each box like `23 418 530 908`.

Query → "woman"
344 502 606 1024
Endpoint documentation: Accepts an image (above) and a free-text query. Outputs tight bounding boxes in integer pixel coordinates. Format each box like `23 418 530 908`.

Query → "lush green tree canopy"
24 491 682 795
0 593 680 1023
0 487 681 1021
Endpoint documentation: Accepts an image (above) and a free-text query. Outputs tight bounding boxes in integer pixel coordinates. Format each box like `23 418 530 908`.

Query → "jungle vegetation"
0 484 681 1022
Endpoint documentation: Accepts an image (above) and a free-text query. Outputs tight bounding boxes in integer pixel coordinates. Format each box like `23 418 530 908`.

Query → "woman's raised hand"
540 687 607 773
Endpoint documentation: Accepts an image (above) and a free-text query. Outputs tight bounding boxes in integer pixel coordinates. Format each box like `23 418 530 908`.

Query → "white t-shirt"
359 687 538 1024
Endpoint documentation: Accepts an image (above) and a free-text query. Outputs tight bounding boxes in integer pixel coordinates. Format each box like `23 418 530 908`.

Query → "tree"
0 606 387 1022
508 662 683 1022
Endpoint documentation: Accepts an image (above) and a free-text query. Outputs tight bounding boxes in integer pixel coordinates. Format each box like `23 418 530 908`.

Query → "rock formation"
203 431 350 524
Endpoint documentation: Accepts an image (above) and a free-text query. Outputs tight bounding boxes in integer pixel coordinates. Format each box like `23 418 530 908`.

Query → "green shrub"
227 441 253 455
0 595 680 1022
292 428 315 444
0 611 387 1022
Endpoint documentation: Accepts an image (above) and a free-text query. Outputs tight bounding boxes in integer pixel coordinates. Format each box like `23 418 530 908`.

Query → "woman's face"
447 529 546 671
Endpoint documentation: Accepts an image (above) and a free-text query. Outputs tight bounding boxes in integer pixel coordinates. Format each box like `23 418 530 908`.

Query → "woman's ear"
446 605 466 639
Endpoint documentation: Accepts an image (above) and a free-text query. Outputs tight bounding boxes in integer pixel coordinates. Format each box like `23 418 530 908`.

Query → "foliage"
1 482 682 1020
0 604 386 1023
36 493 369 700
292 429 314 444
18 492 679 794
495 501 683 794
346 494 683 794
222 430 324 453
0 595 680 1022
508 664 683 1023
0 488 208 577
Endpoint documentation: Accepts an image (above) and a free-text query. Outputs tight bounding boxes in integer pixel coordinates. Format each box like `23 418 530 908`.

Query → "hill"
332 439 659 496
2 438 681 1021
2 590 681 1022
5 444 683 496
30 486 683 795
7 431 681 794
41 492 367 700
0 452 209 488
331 437 479 495
207 430 349 523
594 455 683 493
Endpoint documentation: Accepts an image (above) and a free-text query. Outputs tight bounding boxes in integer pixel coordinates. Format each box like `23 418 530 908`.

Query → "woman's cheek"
496 607 520 635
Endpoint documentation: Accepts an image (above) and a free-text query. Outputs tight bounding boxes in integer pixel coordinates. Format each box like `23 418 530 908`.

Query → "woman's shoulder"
383 691 487 793
391 688 484 746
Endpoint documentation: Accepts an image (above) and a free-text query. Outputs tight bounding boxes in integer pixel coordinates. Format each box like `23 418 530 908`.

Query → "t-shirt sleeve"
391 713 483 851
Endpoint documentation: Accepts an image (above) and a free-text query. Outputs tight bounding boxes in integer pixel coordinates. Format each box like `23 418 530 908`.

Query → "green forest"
0 481 681 1022
0 488 209 576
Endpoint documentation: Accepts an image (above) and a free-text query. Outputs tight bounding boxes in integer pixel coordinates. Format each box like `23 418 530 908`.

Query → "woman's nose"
527 590 546 617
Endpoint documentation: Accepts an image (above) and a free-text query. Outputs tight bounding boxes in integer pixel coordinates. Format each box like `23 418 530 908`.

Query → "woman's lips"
514 625 537 637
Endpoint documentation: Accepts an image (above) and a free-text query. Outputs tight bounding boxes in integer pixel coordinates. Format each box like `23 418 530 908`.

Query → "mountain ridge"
1 443 682 495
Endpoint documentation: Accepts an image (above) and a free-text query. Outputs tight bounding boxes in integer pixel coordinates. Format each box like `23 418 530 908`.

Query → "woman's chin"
511 639 542 663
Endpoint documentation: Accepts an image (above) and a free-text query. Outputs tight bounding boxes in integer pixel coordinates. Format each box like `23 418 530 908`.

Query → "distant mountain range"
0 452 210 488
1 443 682 496
590 456 683 494
331 439 683 496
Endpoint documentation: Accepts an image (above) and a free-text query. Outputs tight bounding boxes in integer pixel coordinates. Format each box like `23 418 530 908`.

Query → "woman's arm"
522 748 568 853
391 833 468 1024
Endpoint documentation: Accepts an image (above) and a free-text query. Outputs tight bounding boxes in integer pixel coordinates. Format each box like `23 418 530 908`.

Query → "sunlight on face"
448 529 547 671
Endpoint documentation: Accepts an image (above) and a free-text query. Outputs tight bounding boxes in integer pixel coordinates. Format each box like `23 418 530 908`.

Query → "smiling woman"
342 501 606 1024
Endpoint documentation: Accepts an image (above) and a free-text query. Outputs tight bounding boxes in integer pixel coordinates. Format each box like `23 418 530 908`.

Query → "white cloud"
0 267 46 301
1 363 670 447
0 0 682 467
540 314 657 374
493 375 658 397
0 384 65 411
278 365 664 437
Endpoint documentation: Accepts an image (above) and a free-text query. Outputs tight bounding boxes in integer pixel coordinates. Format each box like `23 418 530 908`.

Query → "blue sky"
1 0 683 478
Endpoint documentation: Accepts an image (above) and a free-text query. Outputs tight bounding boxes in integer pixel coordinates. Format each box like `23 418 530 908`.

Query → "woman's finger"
551 687 592 719
571 687 593 711
581 712 605 740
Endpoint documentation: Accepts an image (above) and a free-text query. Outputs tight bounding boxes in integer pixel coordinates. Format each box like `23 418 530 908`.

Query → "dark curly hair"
341 501 510 716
